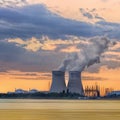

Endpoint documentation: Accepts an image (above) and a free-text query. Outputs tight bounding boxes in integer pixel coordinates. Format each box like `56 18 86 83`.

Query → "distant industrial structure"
106 91 120 96
50 71 66 93
2 73 119 99
7 89 40 94
50 71 84 95
5 70 119 99
50 71 117 97
84 85 100 97
84 84 114 97
67 71 84 95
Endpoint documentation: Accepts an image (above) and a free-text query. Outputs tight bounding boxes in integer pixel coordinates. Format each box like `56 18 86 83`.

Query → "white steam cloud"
58 37 115 72
0 0 28 7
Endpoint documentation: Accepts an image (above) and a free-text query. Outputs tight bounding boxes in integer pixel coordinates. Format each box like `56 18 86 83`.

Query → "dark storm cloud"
80 8 93 19
0 41 25 72
0 41 25 62
0 4 120 73
80 8 105 21
95 14 104 20
0 37 119 73
0 4 119 40
97 21 120 39
0 40 66 72
0 4 104 40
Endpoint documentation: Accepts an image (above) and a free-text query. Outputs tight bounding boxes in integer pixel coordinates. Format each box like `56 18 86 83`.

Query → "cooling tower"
67 71 84 95
50 71 66 93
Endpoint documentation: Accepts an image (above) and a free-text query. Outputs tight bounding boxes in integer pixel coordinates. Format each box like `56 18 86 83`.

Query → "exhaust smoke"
58 37 114 72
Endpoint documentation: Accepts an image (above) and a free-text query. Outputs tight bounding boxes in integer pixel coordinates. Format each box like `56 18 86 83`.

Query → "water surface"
0 99 120 120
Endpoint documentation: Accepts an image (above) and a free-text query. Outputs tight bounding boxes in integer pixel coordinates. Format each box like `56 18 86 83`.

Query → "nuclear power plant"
50 71 84 95
50 71 66 93
67 71 84 95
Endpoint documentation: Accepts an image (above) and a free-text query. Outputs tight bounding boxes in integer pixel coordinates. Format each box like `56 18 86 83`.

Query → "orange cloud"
60 46 79 53
8 36 83 52
8 38 43 52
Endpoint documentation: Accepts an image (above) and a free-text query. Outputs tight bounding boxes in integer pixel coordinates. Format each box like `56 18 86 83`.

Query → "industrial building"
106 91 120 96
67 71 84 95
29 89 39 94
7 89 39 94
50 71 84 95
50 71 66 93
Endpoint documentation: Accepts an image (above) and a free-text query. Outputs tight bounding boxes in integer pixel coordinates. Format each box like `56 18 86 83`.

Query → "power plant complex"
50 37 112 96
50 71 84 95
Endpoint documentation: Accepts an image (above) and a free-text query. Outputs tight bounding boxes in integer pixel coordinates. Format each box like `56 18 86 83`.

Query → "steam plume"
58 37 114 72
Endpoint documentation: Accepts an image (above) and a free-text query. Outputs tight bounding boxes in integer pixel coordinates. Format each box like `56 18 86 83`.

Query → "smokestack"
50 71 66 93
67 71 84 95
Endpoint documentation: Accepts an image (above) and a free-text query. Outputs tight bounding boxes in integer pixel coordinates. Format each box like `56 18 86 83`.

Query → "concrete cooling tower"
50 71 66 93
67 71 84 95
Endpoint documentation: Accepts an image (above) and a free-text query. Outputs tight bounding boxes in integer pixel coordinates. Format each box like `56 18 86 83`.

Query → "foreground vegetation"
0 92 84 99
0 92 120 99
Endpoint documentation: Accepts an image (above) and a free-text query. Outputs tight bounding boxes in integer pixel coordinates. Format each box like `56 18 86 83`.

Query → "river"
0 99 120 120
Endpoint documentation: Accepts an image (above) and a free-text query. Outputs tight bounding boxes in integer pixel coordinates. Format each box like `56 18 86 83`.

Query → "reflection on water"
0 99 120 120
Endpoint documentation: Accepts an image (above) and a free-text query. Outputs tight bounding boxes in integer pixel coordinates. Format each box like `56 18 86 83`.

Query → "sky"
0 0 120 93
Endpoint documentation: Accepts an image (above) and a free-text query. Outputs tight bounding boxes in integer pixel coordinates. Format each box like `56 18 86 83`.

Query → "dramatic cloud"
0 0 28 7
0 3 120 74
96 21 120 39
58 36 114 72
80 8 105 21
8 37 43 52
0 4 104 40
1 35 120 73
8 36 83 52
0 40 67 72
0 4 119 41
0 41 25 62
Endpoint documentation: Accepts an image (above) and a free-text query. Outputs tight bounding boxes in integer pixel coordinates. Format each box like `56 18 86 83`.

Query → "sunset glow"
0 0 120 93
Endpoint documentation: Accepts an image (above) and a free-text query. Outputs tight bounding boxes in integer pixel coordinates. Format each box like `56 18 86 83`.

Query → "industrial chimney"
50 71 66 93
67 71 84 95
